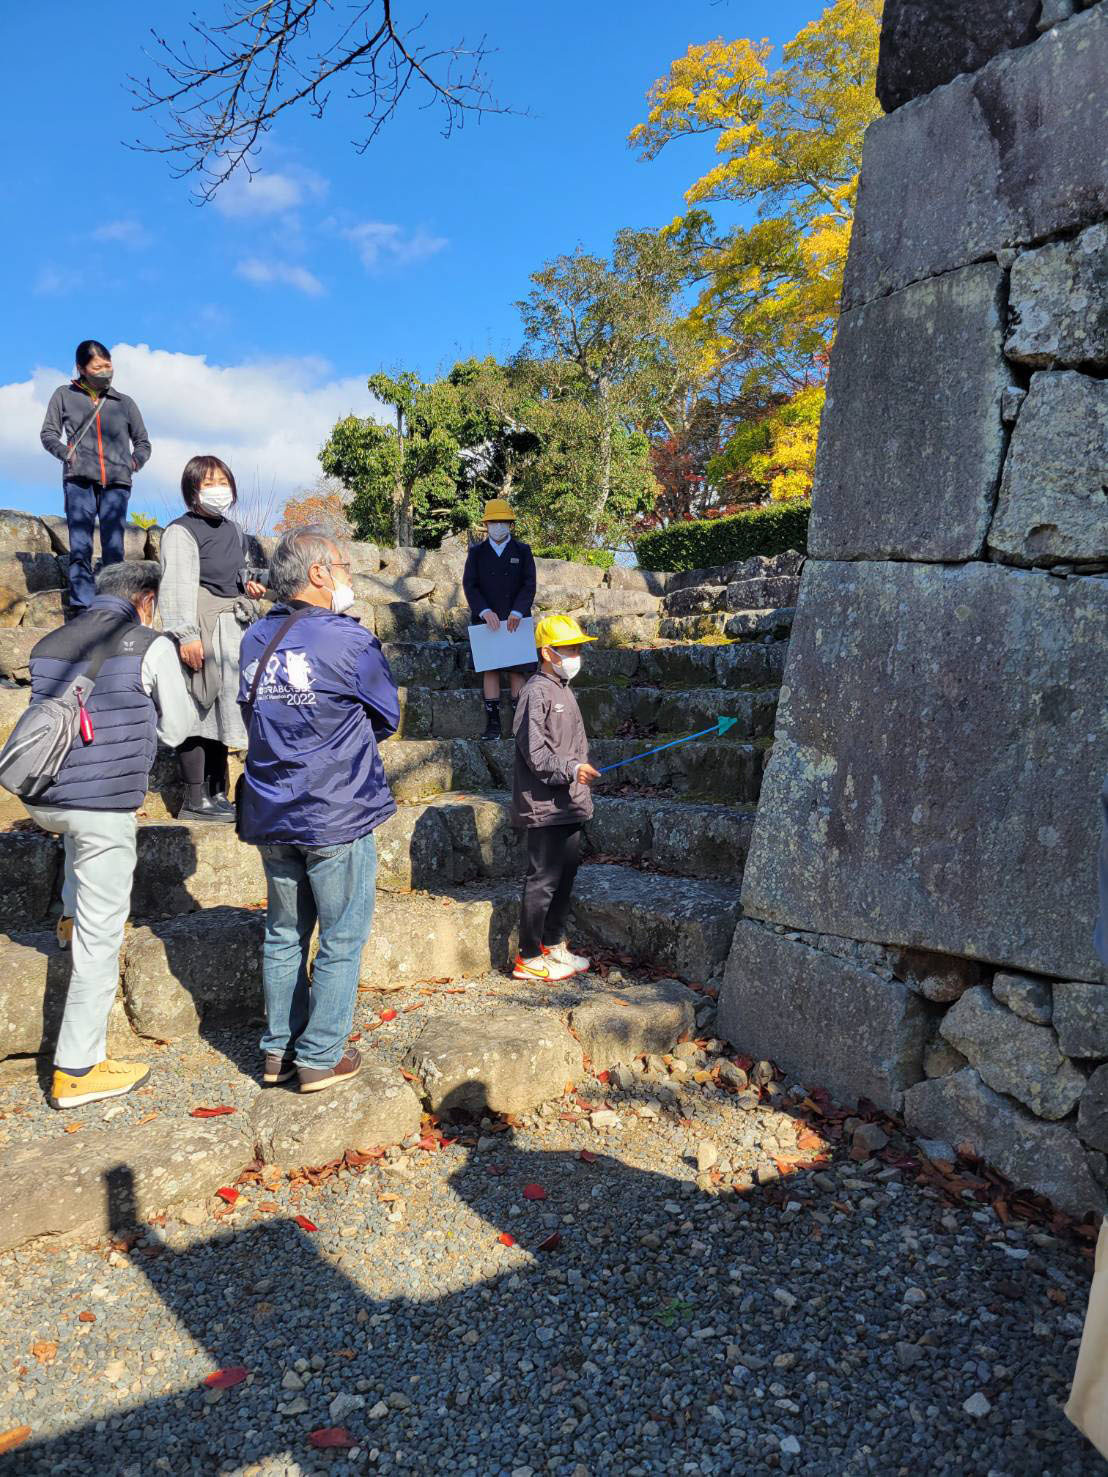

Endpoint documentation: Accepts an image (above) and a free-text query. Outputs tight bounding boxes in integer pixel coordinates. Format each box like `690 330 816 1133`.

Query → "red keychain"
78 688 94 744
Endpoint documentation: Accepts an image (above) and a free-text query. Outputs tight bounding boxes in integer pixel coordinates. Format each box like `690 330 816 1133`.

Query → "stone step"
393 684 778 741
658 607 796 643
1 865 736 1061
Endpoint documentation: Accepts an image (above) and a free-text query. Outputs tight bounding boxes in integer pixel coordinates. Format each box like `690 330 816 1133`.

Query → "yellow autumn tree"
630 0 882 498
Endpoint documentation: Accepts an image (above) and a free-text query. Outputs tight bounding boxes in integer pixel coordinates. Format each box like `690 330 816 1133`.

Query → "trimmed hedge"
533 544 615 570
635 500 810 573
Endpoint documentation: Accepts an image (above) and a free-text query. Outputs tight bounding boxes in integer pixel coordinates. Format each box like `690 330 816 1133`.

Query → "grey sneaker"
298 1047 362 1094
263 1052 296 1085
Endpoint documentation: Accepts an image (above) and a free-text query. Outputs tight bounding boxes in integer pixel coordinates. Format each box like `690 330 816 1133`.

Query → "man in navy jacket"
239 525 399 1094
462 498 537 739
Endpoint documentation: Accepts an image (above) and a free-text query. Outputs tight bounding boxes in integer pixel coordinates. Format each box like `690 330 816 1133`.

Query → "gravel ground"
0 971 1103 1476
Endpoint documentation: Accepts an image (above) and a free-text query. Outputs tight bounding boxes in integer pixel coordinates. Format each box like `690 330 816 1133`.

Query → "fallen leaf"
536 1231 562 1252
522 1184 547 1201
399 1069 418 1082
31 1340 57 1365
414 1136 439 1152
402 1001 426 1013
578 1150 598 1164
204 1367 249 1389
498 1232 516 1247
309 1427 357 1450
379 1009 398 1022
347 1032 362 1043
486 1165 507 1177
378 1192 403 1203
257 1201 280 1213
190 1106 236 1118
294 1215 318 1232
215 1187 239 1205
77 1311 96 1324
596 1071 610 1084
613 998 631 1007
0 1427 31 1456
134 1112 158 1126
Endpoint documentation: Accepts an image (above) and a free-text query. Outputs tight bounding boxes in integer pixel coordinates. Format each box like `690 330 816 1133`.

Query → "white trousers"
25 805 137 1069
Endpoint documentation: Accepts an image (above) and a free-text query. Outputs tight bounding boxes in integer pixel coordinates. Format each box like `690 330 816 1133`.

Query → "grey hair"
268 524 347 603
95 559 161 602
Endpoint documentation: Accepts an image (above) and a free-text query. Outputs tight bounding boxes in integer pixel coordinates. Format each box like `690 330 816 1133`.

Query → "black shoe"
179 793 236 824
209 789 236 817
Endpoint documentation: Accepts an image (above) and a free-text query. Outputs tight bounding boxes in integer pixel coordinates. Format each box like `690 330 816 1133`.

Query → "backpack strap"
244 607 311 717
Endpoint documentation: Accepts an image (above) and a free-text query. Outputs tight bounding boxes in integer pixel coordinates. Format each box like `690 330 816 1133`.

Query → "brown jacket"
511 670 593 829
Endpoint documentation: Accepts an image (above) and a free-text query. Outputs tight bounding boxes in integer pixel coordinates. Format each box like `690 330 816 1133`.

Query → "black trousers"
518 823 583 959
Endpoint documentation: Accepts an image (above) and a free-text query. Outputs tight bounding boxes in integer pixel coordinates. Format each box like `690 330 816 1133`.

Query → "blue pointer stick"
596 715 738 775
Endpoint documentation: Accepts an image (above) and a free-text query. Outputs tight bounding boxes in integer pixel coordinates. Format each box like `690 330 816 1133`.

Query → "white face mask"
487 522 510 543
553 652 582 682
330 577 355 615
198 483 234 516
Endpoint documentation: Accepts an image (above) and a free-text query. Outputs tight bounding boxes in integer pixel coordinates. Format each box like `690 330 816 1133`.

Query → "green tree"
516 227 691 533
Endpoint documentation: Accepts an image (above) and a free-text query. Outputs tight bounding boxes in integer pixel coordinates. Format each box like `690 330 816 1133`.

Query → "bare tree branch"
129 0 513 202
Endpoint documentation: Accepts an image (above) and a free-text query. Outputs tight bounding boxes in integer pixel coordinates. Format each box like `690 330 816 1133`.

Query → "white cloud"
235 257 325 297
92 219 153 248
0 344 383 523
342 221 448 271
214 168 327 220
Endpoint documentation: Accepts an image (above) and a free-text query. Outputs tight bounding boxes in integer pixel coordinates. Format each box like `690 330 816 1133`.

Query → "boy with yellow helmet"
510 613 601 982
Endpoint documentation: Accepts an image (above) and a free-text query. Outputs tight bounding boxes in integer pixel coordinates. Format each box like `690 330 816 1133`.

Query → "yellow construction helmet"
481 498 516 523
534 613 597 651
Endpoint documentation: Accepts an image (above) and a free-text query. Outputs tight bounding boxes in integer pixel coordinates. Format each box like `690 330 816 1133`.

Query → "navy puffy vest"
29 596 161 812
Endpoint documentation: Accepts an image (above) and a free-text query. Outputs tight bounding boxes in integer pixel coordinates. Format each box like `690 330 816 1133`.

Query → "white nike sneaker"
512 953 576 982
543 941 590 973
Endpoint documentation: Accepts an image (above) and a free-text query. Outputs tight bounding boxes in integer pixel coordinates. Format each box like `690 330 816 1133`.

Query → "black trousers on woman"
177 736 229 807
518 823 583 959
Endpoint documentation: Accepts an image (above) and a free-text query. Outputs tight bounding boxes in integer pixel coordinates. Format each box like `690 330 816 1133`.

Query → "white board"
467 617 537 673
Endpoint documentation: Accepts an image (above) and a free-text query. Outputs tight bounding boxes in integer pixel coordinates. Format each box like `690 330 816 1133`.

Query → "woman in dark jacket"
39 340 152 613
159 455 266 823
461 498 537 739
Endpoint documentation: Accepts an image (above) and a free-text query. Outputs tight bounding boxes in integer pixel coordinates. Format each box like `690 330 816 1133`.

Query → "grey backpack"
0 631 123 801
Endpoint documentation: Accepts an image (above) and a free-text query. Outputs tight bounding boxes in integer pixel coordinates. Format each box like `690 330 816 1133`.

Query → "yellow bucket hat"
482 498 516 523
534 613 597 650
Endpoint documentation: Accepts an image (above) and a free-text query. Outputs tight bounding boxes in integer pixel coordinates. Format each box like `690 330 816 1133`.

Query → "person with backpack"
39 341 152 614
15 561 194 1108
158 455 267 823
462 499 537 739
238 525 400 1094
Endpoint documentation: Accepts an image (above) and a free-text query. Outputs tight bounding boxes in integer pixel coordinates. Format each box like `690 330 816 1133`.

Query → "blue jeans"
64 479 129 611
258 833 377 1070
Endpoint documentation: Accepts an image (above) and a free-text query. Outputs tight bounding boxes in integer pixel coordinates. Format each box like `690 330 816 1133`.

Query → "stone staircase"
0 512 801 1249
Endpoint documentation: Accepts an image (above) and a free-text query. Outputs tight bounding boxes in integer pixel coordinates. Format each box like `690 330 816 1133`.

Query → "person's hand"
179 639 204 672
245 580 266 599
64 443 74 465
483 611 500 632
576 763 601 786
507 612 521 633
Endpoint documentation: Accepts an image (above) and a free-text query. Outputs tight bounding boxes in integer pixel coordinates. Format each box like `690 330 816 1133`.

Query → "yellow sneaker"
56 916 73 950
50 1060 151 1110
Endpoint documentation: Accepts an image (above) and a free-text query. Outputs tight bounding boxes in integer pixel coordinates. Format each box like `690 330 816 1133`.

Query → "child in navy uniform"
462 498 537 739
510 614 601 982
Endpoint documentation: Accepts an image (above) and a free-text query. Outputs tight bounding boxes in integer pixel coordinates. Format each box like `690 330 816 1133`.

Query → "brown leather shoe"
263 1052 296 1085
298 1046 362 1094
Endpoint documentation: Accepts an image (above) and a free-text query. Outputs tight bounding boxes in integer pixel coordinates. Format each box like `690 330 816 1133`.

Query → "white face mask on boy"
487 522 511 543
551 651 582 682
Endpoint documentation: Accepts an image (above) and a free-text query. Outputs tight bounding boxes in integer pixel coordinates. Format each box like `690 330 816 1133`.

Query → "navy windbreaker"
237 603 400 846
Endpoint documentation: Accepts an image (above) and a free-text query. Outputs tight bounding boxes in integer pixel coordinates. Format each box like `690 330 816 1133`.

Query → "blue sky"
2 0 823 521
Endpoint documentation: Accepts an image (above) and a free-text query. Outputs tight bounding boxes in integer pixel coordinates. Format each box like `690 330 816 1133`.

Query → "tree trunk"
594 376 613 533
392 405 405 545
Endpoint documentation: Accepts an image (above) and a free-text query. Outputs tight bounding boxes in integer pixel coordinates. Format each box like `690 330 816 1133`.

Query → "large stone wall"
722 1 1108 1217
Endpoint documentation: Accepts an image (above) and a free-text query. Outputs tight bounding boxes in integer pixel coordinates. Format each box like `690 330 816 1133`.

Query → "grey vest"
29 597 161 811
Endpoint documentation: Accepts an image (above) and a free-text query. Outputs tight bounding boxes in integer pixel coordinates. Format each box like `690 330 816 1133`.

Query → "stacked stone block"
723 1 1108 1216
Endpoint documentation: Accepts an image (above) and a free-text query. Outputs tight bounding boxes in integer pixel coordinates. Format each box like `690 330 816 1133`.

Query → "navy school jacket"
237 603 400 846
462 536 537 622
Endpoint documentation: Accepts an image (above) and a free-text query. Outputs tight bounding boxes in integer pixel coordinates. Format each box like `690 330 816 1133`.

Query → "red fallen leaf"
347 1031 362 1043
486 1165 507 1177
399 1069 418 1081
796 1129 824 1152
309 1427 357 1450
498 1232 516 1247
78 1311 96 1323
415 1136 439 1152
402 1001 426 1013
190 1106 237 1118
537 1231 562 1252
0 1427 31 1457
294 1215 318 1232
596 1071 610 1084
215 1187 239 1205
204 1367 249 1389
522 1183 547 1201
379 1009 398 1022
578 1150 598 1164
